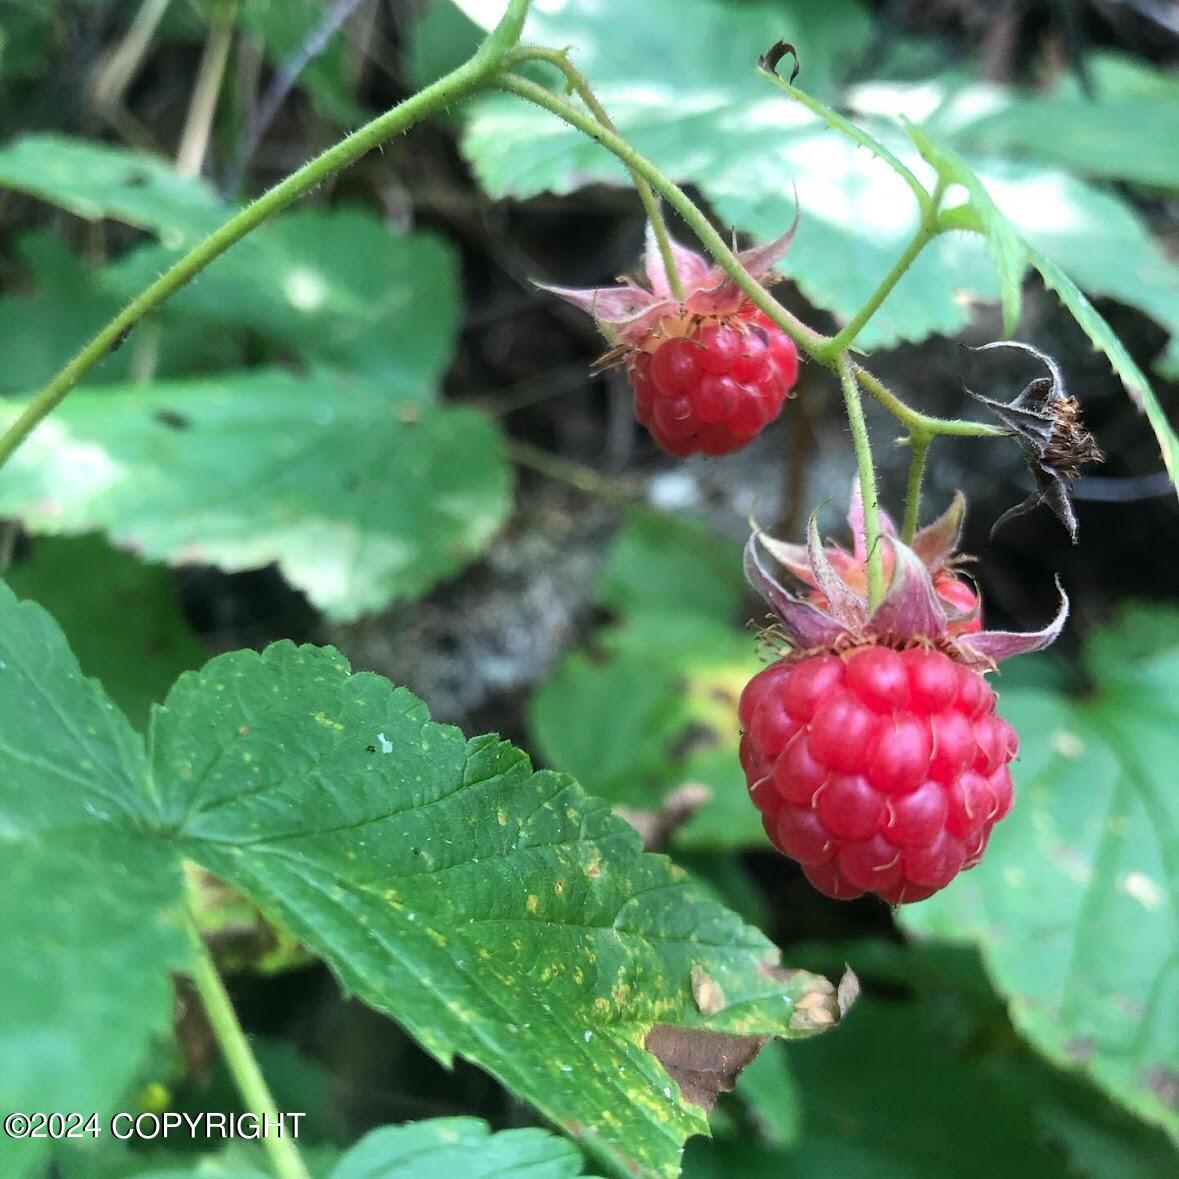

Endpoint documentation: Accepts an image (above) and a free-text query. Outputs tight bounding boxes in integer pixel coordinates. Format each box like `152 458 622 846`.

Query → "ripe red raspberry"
739 644 1016 903
742 487 1067 904
628 311 799 456
542 223 801 456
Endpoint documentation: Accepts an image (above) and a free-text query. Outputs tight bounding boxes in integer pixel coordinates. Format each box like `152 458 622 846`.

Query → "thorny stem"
506 46 685 300
0 0 532 471
837 354 885 608
184 885 311 1179
818 179 947 361
901 431 932 543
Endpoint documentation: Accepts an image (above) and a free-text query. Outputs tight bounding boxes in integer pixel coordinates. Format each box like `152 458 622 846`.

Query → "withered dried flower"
966 341 1103 543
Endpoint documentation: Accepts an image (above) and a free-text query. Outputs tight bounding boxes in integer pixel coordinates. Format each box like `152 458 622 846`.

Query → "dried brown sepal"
644 1025 767 1112
967 341 1103 543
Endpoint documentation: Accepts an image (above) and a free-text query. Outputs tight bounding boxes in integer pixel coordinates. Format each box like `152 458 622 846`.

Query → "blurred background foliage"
0 0 1177 1174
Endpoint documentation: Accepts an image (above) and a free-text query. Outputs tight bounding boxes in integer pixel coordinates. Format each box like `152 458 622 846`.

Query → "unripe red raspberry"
741 643 1015 903
741 487 1067 904
542 225 801 456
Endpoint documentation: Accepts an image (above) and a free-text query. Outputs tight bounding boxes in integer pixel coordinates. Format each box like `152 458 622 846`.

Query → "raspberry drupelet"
542 224 800 456
740 489 1067 904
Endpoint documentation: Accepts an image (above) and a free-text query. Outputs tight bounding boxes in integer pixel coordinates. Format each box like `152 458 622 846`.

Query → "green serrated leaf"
900 607 1179 1138
106 208 462 396
0 369 511 621
0 231 240 392
1030 251 1179 491
0 134 225 240
330 1118 594 1178
7 535 204 730
0 587 840 1179
0 585 188 1179
952 53 1179 192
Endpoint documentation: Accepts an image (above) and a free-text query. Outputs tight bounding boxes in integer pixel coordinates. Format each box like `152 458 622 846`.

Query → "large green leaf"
0 369 511 621
0 588 188 1179
107 207 461 396
945 53 1179 192
900 607 1179 1138
0 142 461 391
6 535 204 730
330 1119 594 1178
0 585 841 1179
0 232 240 392
456 0 1000 351
0 134 224 240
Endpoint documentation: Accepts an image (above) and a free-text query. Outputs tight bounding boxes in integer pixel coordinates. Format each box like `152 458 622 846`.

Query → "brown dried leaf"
644 1025 768 1112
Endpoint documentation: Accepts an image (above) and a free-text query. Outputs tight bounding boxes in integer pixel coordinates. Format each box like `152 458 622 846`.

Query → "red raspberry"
541 221 802 457
740 484 1067 904
629 311 799 456
740 643 1013 904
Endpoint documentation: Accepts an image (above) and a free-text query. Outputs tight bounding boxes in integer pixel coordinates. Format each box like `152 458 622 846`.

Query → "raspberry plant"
0 2 1177 1178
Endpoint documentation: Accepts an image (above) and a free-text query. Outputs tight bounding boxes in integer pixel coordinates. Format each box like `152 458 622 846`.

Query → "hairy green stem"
184 888 310 1179
497 73 823 356
854 366 1005 439
818 179 947 360
508 46 685 301
901 431 932 543
0 0 532 471
837 354 885 608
